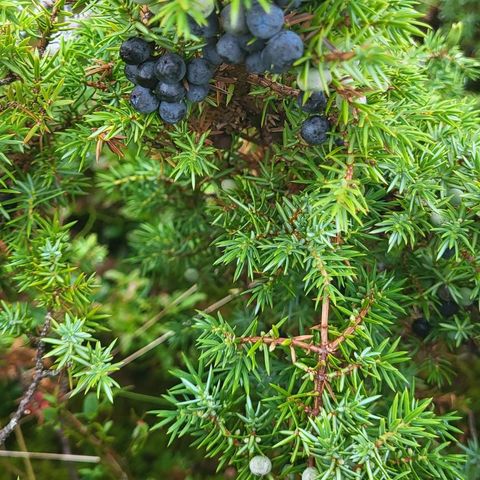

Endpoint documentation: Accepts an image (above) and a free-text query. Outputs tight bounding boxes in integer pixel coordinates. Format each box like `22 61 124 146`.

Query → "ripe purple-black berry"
155 81 186 103
262 30 304 73
124 64 139 84
159 101 187 124
120 37 151 65
187 12 219 38
301 115 330 145
246 2 285 40
203 39 224 66
245 52 266 74
441 247 455 260
136 60 158 88
297 91 327 113
186 84 210 102
412 318 431 339
155 53 187 84
439 300 460 317
130 86 159 113
237 34 266 53
187 58 214 85
216 34 245 64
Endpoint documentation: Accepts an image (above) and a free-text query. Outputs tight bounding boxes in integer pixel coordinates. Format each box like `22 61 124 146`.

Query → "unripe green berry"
184 268 199 283
221 179 237 192
297 68 332 92
249 455 272 476
430 211 445 226
191 0 215 16
448 188 463 206
302 467 319 480
458 287 473 307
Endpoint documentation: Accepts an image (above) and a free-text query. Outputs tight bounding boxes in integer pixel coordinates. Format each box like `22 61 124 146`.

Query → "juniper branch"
0 313 53 445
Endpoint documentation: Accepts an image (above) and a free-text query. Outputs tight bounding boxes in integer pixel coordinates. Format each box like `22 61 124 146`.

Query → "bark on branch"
0 313 53 445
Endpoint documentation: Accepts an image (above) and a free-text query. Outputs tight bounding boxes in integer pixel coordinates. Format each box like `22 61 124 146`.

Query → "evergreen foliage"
1 0 480 478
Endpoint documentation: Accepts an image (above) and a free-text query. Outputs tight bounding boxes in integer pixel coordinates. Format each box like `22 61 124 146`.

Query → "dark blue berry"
130 86 159 113
155 53 186 84
439 300 460 317
442 247 455 260
262 30 304 73
245 52 266 74
412 318 431 339
216 34 245 64
186 83 210 102
124 64 139 84
136 60 158 88
300 115 330 145
155 81 186 102
203 39 224 66
120 37 152 65
246 2 284 39
188 13 219 38
187 58 213 85
237 34 266 53
297 91 327 113
159 101 187 124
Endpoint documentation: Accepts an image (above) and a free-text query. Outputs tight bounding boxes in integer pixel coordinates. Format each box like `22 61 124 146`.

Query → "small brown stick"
0 313 53 445
246 74 300 97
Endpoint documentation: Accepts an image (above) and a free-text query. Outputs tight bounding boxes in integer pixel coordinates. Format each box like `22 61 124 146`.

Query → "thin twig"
327 293 375 352
240 335 326 354
56 421 80 480
246 74 300 96
133 284 199 339
312 294 330 416
0 450 100 463
0 73 18 86
15 426 36 480
120 286 250 367
61 411 129 479
120 331 175 367
0 313 52 445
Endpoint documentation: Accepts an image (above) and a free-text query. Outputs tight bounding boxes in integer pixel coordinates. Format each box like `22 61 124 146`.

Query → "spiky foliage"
1 0 480 479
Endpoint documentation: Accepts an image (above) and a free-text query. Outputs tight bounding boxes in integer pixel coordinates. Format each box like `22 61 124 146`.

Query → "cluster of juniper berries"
120 0 330 145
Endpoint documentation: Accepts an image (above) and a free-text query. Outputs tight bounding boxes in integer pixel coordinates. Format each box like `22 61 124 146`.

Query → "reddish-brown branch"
312 294 330 416
240 335 327 355
327 363 360 378
246 74 300 97
327 292 375 352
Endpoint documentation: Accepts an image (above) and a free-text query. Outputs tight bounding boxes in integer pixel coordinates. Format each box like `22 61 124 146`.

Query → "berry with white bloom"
249 455 272 476
297 67 332 92
302 467 319 480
